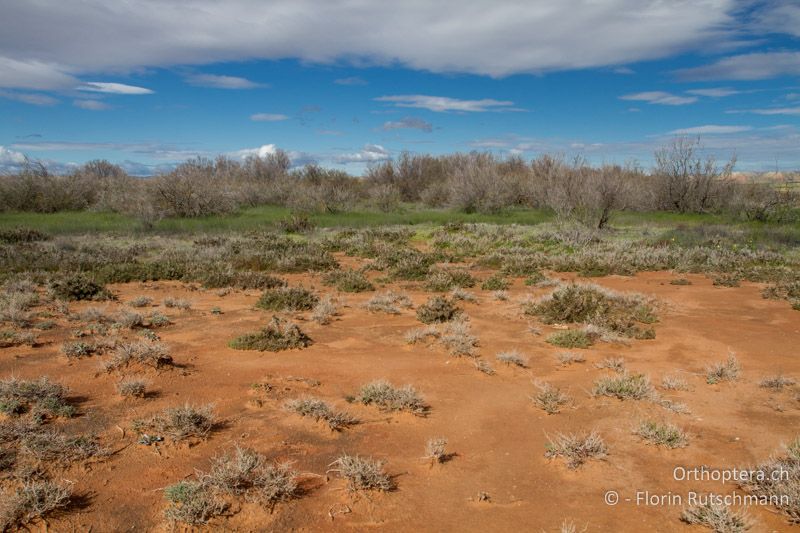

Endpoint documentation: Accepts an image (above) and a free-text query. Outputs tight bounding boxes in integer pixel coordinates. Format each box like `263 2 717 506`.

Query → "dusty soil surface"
2 263 799 532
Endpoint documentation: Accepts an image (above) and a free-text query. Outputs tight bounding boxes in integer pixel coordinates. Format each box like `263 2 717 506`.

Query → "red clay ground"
2 264 799 532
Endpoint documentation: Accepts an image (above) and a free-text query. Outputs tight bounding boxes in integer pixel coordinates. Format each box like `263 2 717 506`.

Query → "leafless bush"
653 137 735 213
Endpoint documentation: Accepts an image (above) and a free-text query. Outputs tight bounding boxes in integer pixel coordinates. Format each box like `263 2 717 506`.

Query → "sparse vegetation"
323 269 375 292
256 286 318 312
661 375 690 391
532 382 570 414
592 373 654 400
105 341 173 371
424 268 476 292
595 357 626 373
229 316 312 351
496 350 527 367
128 295 153 307
681 502 750 532
423 437 449 464
527 284 657 339
48 274 111 301
480 274 510 291
311 295 340 325
285 397 357 430
706 354 741 384
473 359 495 375
134 403 215 441
740 437 800 522
164 296 191 310
351 380 428 416
548 329 593 349
759 374 795 390
416 295 460 324
117 377 147 398
163 481 226 525
557 352 586 366
635 420 688 448
0 376 75 418
0 481 72 530
328 454 392 491
365 290 413 314
545 431 608 468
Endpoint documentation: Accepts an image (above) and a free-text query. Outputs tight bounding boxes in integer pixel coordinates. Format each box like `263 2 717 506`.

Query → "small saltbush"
229 316 312 351
547 329 592 348
351 380 428 416
256 286 318 312
481 274 510 291
545 431 608 469
48 274 111 301
329 454 392 492
416 296 459 324
323 269 374 292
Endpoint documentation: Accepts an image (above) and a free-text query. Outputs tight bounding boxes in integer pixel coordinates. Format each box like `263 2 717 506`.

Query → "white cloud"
685 87 740 97
77 82 153 94
676 51 800 81
619 91 697 106
732 107 800 116
754 2 800 38
250 113 289 122
612 66 635 75
382 117 433 132
185 73 264 89
73 99 111 110
334 76 367 86
668 125 751 135
0 145 27 165
0 56 77 90
0 0 740 87
375 95 518 113
233 144 278 159
334 144 391 164
0 89 58 106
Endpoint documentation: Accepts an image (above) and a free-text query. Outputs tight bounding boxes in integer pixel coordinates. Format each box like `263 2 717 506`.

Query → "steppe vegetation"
0 140 798 530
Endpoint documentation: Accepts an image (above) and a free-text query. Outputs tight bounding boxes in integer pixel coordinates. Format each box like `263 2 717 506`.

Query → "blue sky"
1 0 799 174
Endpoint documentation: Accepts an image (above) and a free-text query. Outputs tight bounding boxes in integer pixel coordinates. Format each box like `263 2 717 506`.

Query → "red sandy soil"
2 263 799 532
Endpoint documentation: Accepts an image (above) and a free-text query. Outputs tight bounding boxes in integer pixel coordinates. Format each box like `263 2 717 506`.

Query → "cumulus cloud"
668 125 751 135
619 91 697 106
0 0 741 88
334 144 391 164
185 73 264 89
233 144 277 159
375 95 518 112
0 145 27 165
250 113 289 122
73 99 111 110
77 82 153 94
676 51 800 81
381 117 433 132
0 89 58 106
334 76 367 86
